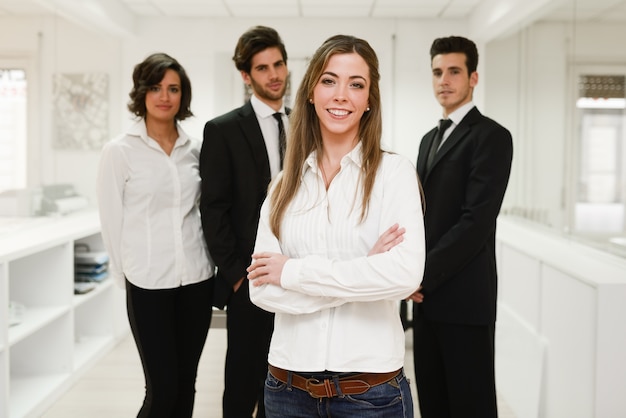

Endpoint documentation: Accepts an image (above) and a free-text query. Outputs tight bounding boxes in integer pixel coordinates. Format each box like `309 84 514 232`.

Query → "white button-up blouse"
96 120 214 290
250 142 425 373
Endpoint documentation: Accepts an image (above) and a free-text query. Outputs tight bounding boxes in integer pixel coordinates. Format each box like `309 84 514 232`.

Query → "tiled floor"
42 327 516 417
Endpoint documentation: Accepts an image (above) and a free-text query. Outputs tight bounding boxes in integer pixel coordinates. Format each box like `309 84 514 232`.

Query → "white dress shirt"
250 142 425 373
250 94 288 179
96 120 214 290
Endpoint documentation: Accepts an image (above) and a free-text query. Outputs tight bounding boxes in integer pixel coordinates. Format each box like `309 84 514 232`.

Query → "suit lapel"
425 107 482 180
238 101 271 180
417 128 437 179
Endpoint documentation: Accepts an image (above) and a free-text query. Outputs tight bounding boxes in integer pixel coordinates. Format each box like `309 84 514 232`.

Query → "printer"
39 184 89 215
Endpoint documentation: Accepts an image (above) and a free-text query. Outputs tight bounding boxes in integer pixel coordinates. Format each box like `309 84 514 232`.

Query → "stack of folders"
74 245 110 294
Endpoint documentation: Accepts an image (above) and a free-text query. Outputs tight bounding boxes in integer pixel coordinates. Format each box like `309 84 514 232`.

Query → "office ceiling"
0 0 481 18
0 0 624 21
106 0 483 19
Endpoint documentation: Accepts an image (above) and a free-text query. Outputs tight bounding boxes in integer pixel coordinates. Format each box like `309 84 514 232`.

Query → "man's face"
242 46 288 109
431 52 478 115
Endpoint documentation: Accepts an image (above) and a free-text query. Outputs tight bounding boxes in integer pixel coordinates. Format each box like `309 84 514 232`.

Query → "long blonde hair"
269 35 383 239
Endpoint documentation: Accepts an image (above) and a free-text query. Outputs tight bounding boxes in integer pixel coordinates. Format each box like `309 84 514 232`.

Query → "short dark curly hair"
127 52 193 120
232 26 288 74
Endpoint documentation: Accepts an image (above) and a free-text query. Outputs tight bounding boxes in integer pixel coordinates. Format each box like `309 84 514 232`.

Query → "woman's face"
311 52 370 142
145 69 181 123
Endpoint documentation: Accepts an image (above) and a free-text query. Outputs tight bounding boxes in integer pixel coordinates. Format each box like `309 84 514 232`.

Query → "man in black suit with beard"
200 25 289 418
409 36 513 418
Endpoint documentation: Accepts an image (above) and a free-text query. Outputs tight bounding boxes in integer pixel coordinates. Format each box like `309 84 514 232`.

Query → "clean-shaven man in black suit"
199 26 289 418
409 36 513 418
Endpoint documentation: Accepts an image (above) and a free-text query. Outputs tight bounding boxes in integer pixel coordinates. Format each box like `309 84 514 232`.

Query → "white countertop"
497 216 626 286
0 210 100 261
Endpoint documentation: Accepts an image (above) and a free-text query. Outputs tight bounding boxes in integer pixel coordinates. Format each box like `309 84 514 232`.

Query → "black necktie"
426 119 452 172
272 112 286 169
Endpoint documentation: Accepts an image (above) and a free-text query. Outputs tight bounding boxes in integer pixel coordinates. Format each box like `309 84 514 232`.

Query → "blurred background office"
0 1 625 417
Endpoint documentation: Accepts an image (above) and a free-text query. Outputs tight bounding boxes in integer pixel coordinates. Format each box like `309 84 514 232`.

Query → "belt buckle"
305 377 334 398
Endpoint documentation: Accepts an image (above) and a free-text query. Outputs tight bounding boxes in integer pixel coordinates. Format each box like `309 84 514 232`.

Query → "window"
572 71 626 248
0 67 27 192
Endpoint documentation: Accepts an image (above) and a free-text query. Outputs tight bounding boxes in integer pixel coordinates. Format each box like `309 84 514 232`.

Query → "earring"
309 99 313 104
366 107 370 111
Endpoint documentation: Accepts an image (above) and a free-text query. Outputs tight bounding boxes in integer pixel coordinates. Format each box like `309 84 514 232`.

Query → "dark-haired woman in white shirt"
97 53 214 418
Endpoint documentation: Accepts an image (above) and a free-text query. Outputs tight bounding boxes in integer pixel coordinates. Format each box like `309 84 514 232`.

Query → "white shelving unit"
0 210 127 418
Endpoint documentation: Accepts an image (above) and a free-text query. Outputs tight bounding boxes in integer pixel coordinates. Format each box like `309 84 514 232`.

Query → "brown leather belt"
268 364 401 398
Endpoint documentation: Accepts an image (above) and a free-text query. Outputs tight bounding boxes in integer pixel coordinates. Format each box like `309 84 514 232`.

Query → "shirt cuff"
280 258 304 291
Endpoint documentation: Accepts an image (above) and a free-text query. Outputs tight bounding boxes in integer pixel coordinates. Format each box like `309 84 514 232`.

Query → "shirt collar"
127 119 190 148
303 141 363 177
250 94 286 118
446 101 474 126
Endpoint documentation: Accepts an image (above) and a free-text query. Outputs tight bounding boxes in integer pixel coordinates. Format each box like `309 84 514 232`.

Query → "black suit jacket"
416 107 513 325
200 101 287 309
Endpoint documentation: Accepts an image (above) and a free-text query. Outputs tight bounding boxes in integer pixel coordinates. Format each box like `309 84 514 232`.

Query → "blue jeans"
264 368 414 417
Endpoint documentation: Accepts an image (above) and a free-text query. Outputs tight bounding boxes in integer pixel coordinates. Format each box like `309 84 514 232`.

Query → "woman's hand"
247 252 289 287
368 223 405 256
370 224 424 303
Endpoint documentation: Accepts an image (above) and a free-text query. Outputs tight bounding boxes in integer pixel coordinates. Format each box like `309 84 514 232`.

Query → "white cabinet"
0 211 126 418
495 217 626 418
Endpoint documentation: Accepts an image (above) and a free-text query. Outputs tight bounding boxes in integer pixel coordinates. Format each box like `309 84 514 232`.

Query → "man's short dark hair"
430 36 478 74
232 25 288 74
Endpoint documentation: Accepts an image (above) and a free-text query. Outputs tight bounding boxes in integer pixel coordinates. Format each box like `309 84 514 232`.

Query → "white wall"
486 20 626 235
485 23 571 230
120 17 474 162
0 16 123 207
